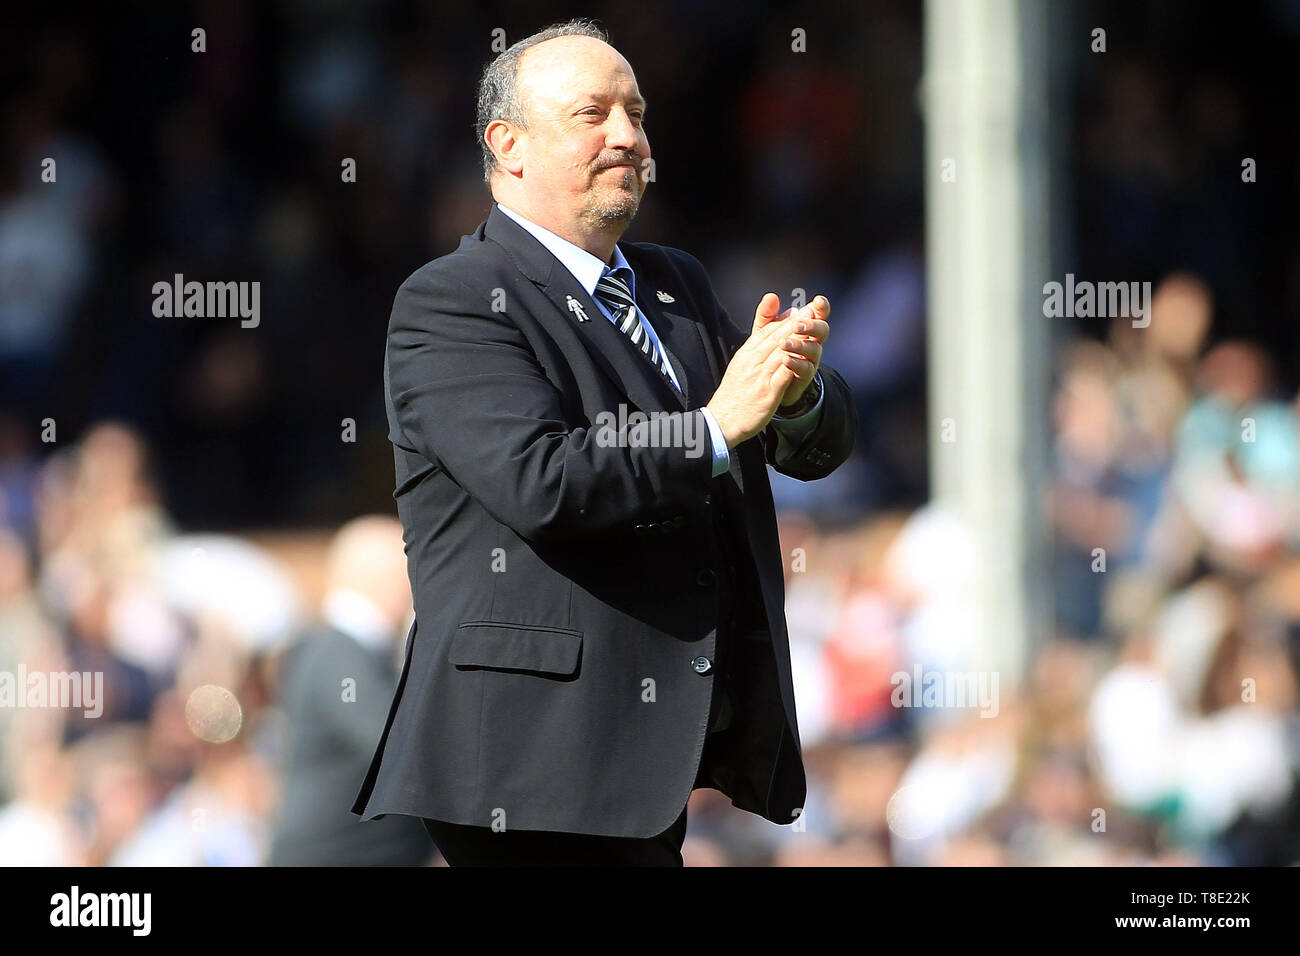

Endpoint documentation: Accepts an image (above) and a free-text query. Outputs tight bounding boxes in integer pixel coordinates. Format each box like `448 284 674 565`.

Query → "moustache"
595 157 642 173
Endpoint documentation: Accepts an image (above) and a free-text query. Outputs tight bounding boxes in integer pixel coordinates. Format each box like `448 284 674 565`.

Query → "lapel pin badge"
566 295 590 322
656 290 676 303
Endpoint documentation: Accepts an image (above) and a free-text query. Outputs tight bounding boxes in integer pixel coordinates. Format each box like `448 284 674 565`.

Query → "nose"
605 109 641 153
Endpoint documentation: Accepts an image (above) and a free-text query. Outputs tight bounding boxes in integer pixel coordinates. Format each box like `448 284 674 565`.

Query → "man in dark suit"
270 517 432 865
352 18 856 865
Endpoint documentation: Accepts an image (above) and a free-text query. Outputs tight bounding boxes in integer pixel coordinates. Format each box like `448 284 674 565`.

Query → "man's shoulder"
396 230 499 297
389 229 717 311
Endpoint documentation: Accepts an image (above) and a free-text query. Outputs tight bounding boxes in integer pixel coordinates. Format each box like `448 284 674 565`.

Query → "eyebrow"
571 93 648 114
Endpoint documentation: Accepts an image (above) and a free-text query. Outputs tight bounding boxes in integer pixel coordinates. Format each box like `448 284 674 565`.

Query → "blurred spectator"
267 515 431 866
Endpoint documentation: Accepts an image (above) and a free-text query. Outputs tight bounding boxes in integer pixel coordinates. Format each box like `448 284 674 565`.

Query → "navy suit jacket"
352 202 856 838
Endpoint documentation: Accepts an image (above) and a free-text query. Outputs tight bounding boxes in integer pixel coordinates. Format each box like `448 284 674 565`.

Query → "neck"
494 194 623 263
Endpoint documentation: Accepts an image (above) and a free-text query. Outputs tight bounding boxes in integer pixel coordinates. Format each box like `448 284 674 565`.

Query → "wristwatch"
773 371 823 419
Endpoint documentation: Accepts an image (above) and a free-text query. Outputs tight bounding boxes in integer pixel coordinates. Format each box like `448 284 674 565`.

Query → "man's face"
512 36 651 233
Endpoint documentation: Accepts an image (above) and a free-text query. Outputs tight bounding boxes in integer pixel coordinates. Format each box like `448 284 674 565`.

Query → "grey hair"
475 18 610 183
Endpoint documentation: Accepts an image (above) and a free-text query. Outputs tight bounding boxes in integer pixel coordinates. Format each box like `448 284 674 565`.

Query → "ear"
485 119 525 177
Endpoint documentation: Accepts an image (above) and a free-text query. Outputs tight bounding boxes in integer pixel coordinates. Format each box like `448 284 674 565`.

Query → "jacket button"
703 494 712 505
672 515 687 528
634 523 647 535
695 568 716 587
691 656 713 674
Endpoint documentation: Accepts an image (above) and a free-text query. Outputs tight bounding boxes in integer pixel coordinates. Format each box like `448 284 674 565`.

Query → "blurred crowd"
5 276 1300 866
3 0 1300 865
0 1 924 530
705 273 1300 867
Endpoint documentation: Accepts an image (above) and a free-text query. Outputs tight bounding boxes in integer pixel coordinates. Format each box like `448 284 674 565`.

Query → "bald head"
475 19 651 261
514 35 640 122
326 515 410 626
475 19 612 182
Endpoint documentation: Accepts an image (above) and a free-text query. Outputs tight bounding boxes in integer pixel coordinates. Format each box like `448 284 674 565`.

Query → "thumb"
752 292 783 335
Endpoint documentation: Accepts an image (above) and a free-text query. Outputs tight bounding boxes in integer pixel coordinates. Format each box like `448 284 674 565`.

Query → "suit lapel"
484 204 702 414
630 283 712 409
568 274 687 412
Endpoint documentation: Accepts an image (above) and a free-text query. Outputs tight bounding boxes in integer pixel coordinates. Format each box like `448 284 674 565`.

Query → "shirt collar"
495 201 636 301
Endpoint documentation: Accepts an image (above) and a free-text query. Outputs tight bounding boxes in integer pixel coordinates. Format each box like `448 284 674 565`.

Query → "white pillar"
921 0 1051 684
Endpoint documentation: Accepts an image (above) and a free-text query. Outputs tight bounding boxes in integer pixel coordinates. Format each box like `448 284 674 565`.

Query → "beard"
580 165 643 229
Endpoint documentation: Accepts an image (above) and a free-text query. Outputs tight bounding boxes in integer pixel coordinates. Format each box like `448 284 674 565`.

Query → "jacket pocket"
450 621 583 676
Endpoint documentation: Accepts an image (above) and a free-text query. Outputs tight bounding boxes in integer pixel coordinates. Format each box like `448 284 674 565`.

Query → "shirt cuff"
699 407 731 477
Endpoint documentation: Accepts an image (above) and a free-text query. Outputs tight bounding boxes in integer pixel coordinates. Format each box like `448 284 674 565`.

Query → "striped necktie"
594 267 678 387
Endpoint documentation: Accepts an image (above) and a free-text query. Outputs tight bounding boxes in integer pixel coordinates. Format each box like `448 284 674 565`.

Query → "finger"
767 314 829 345
781 337 823 363
751 293 783 335
765 345 797 372
791 316 830 343
771 362 798 390
754 323 807 360
782 352 815 374
760 309 813 344
810 295 831 320
767 346 812 373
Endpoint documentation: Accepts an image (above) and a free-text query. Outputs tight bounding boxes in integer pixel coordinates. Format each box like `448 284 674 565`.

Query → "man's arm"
760 355 856 480
386 264 716 545
767 369 827 464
